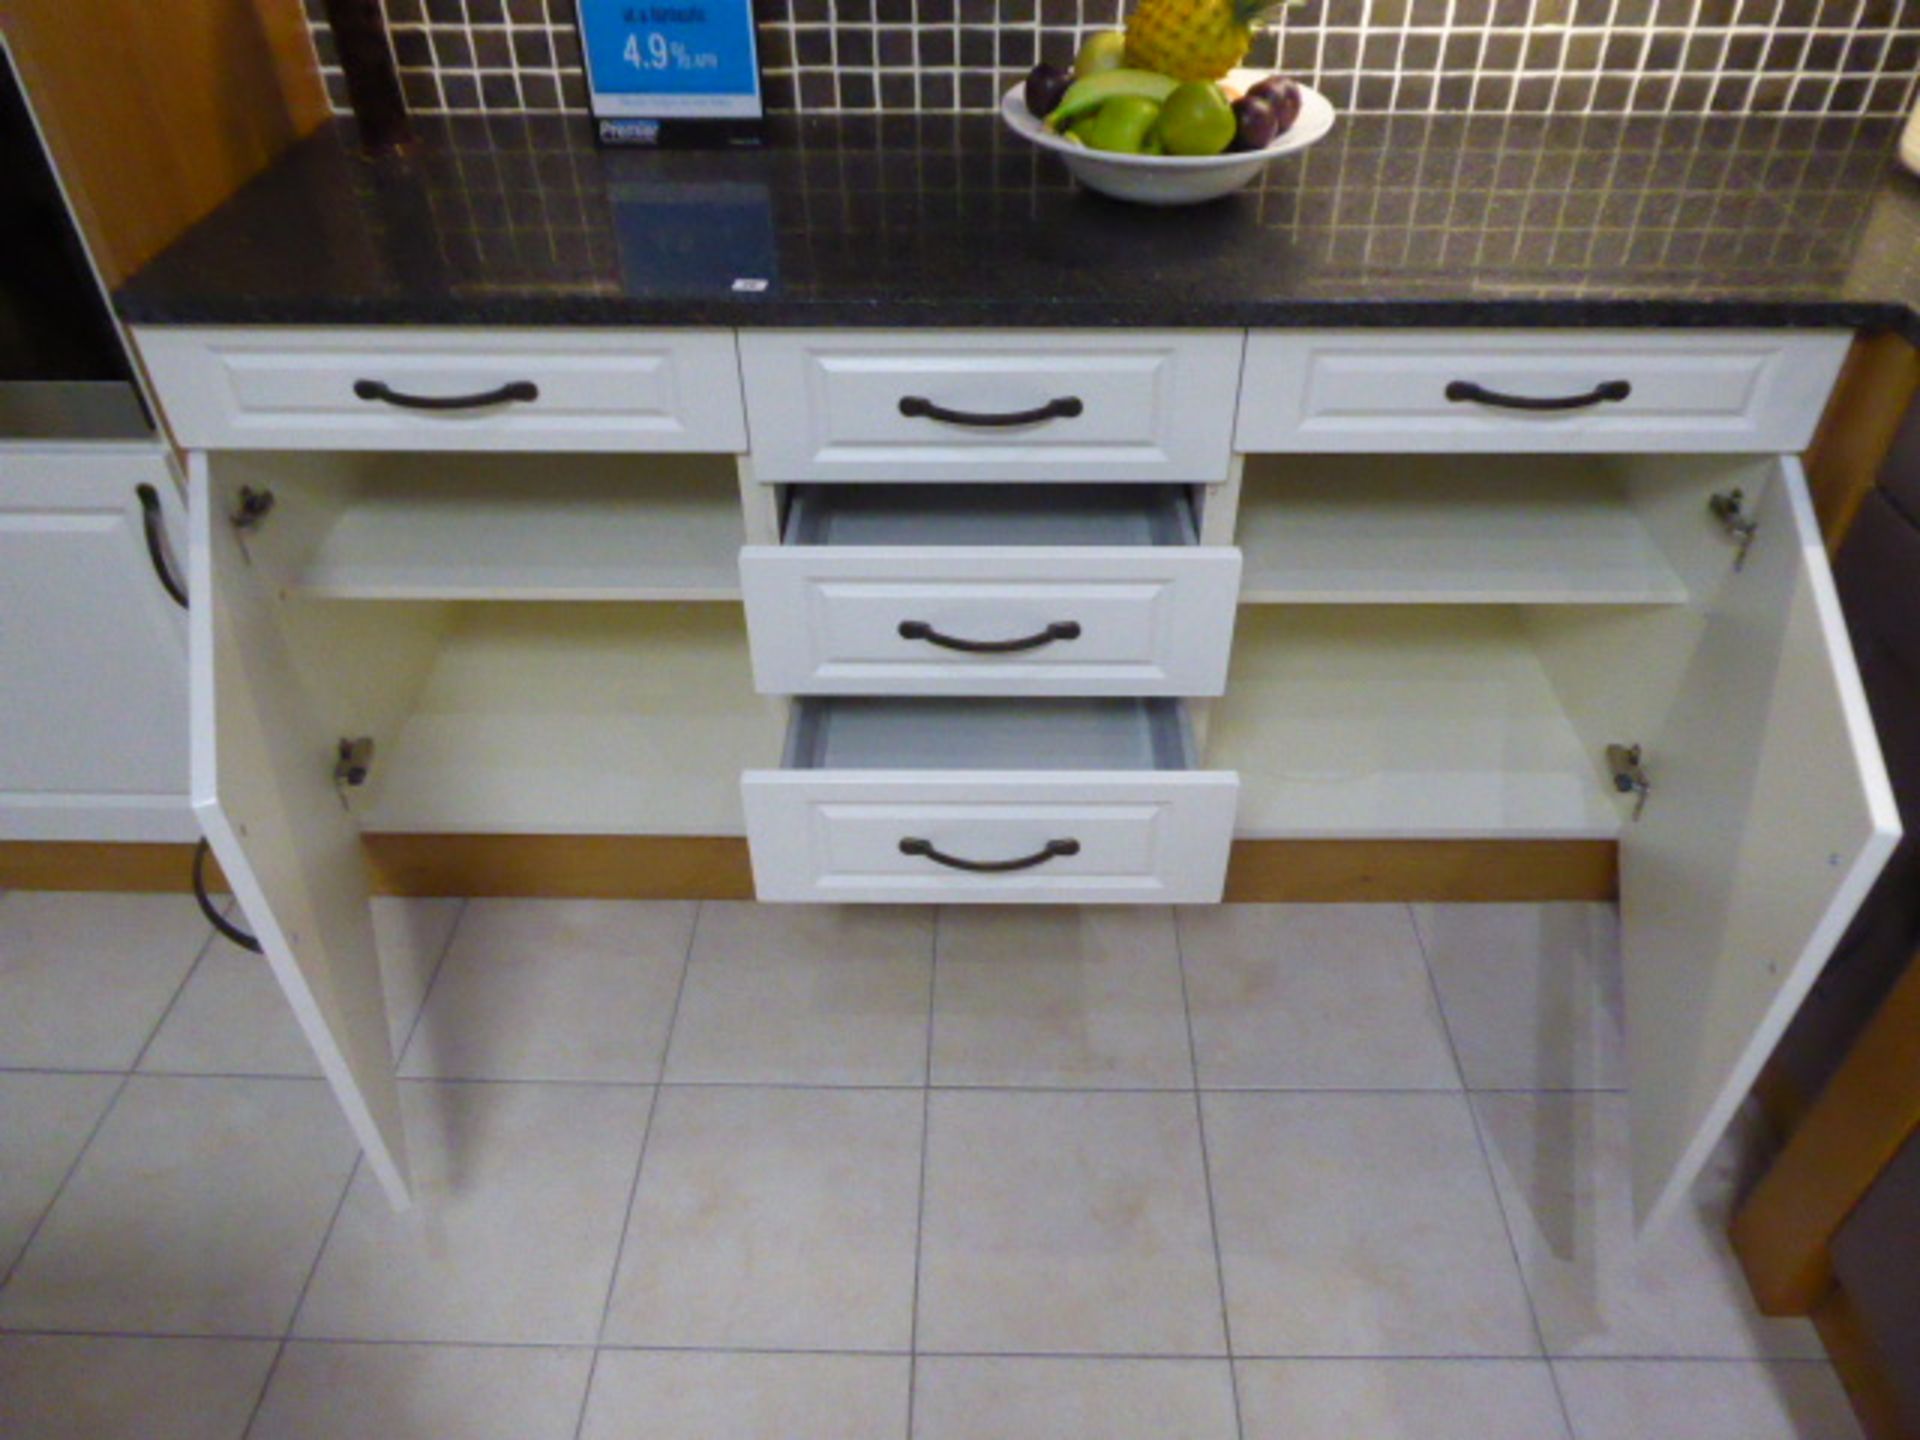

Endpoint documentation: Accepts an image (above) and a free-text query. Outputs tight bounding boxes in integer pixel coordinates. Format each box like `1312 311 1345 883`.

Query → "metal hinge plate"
1606 742 1650 821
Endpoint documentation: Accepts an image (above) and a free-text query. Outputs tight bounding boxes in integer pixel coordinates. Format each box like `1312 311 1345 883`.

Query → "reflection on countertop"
115 111 1920 338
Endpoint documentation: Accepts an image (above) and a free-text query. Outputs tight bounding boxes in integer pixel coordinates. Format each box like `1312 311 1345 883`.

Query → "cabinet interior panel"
1236 454 1690 605
1215 606 1624 840
263 452 746 601
786 696 1190 772
785 482 1196 547
352 602 779 836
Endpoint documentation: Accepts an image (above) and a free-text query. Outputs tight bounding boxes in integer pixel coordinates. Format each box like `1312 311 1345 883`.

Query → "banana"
1043 68 1180 130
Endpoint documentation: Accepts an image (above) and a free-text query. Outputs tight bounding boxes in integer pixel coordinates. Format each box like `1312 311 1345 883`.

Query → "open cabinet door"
187 453 410 1208
1622 457 1897 1229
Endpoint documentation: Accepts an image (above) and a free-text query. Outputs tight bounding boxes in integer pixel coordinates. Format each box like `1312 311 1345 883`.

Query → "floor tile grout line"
572 899 703 1440
127 910 228 1077
391 897 472 1075
1172 908 1247 1440
0 1070 131 1295
242 1149 365 1440
1407 902 1577 1440
904 907 938 1440
0 915 221 1293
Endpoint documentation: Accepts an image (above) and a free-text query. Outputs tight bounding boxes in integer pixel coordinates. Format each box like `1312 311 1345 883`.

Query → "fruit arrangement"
1022 10 1305 159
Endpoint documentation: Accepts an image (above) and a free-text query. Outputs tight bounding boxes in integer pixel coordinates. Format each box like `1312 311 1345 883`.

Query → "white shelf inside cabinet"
287 454 744 601
354 603 780 835
1213 607 1623 839
1236 455 1687 605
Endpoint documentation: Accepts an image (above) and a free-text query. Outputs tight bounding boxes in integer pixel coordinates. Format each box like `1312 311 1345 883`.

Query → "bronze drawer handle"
354 378 539 410
898 394 1084 427
897 619 1082 654
899 836 1081 873
1445 378 1632 411
136 484 188 610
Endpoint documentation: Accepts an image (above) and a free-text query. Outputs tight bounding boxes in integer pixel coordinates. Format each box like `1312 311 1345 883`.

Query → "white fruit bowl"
1000 70 1336 206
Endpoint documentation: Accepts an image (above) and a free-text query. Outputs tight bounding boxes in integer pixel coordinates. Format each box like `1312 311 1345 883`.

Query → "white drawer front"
1236 330 1850 453
739 546 1242 695
135 327 747 452
744 773 1238 902
740 330 1244 481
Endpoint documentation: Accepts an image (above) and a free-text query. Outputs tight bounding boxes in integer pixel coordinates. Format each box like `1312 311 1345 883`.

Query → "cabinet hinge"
334 736 375 796
230 486 276 534
1709 489 1757 571
1606 742 1650 821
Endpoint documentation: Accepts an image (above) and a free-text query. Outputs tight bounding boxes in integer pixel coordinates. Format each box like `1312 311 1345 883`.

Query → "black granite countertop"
115 110 1920 342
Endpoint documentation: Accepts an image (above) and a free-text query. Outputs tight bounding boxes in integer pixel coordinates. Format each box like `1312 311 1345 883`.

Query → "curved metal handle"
353 378 539 411
898 394 1084 428
1444 378 1631 412
898 836 1081 873
897 619 1082 654
136 484 189 610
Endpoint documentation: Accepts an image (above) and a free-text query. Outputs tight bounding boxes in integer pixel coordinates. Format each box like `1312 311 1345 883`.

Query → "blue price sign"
576 0 764 143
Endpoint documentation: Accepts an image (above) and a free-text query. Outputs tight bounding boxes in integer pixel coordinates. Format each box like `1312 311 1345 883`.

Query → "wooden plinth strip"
2 835 1617 903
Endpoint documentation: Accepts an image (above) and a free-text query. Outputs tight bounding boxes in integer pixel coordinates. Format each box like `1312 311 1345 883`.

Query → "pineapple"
1124 0 1298 82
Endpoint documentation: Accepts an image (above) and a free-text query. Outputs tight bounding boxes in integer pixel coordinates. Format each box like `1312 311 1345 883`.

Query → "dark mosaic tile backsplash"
307 0 1920 118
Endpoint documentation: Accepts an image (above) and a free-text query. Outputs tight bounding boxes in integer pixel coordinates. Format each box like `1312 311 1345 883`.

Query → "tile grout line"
0 913 223 1294
1172 908 1246 1440
904 906 939 1440
571 898 704 1440
391 898 473 1075
241 1148 365 1440
1406 902 1577 1440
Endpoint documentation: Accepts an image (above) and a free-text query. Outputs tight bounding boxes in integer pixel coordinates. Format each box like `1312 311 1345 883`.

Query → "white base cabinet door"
1528 457 1898 1228
0 443 194 842
188 454 410 1209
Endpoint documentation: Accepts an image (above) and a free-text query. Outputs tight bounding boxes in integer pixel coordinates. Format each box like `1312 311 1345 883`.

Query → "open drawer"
742 697 1238 902
740 484 1242 696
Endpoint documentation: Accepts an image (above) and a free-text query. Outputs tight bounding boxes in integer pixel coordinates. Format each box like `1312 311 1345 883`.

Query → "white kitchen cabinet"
0 442 194 841
149 322 1895 1231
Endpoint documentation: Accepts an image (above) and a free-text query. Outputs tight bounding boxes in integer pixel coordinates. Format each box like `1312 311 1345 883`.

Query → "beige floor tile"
917 1090 1225 1355
0 1072 119 1276
1178 905 1458 1090
399 901 694 1082
295 1081 650 1344
1554 1360 1860 1440
1236 1359 1571 1440
139 936 320 1078
1473 1092 1824 1359
1414 904 1624 1091
581 1351 910 1440
913 1357 1238 1440
0 893 209 1069
1204 1091 1537 1357
370 898 465 1056
250 1342 593 1440
931 907 1193 1089
0 1334 276 1440
141 900 466 1078
663 904 931 1085
602 1086 922 1350
0 1078 357 1336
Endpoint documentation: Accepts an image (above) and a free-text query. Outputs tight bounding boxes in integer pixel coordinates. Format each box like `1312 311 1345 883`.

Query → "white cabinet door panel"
1620 457 1897 1228
189 454 410 1208
0 444 193 841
